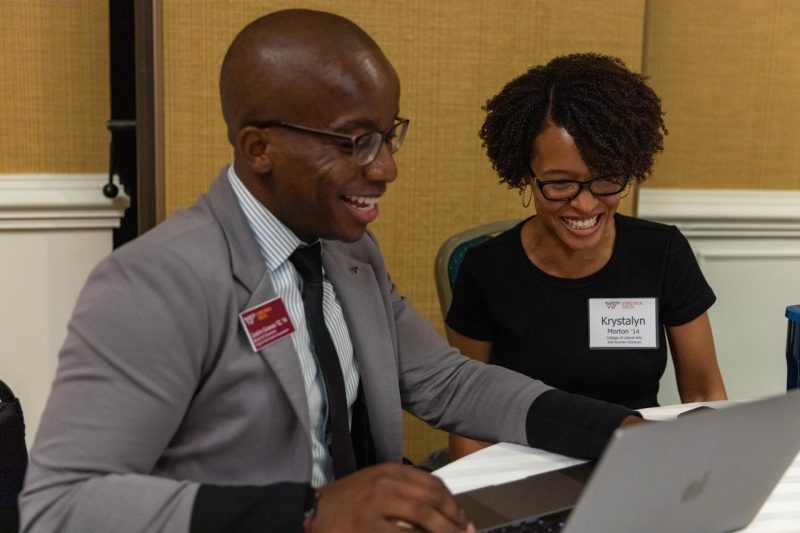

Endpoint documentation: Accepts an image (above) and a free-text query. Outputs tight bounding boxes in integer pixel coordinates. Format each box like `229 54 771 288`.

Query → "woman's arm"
666 311 728 402
447 330 495 460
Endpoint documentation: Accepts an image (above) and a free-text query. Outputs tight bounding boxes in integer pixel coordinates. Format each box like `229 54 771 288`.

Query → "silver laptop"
456 390 800 532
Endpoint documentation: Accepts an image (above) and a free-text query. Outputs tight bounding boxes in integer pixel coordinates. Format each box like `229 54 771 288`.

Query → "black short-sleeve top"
445 214 715 409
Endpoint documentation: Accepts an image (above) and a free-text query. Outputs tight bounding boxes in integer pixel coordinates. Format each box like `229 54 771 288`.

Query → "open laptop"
455 390 800 533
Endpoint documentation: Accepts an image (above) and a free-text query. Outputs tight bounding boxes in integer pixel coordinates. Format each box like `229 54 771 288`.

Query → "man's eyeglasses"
250 118 410 166
533 175 630 202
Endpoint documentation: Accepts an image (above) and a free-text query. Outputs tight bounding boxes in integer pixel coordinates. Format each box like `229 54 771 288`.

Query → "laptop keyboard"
485 509 570 533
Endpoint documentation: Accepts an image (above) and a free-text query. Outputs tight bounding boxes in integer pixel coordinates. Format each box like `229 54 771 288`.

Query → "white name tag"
589 298 658 349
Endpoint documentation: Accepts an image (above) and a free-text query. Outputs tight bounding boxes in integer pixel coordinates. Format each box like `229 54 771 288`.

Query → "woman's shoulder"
616 213 682 240
614 214 696 266
616 212 671 230
455 219 527 276
462 219 525 260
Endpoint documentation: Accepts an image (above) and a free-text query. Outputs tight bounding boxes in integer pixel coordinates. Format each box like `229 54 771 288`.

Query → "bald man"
21 9 641 533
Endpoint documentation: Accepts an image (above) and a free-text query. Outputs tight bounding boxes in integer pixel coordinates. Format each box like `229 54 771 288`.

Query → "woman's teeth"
564 215 599 230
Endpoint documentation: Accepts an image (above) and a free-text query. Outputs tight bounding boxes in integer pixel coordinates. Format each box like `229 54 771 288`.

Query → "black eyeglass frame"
533 174 631 202
249 117 410 166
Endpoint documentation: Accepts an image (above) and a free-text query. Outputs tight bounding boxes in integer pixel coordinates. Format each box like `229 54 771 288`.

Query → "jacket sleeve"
20 243 309 532
360 232 636 459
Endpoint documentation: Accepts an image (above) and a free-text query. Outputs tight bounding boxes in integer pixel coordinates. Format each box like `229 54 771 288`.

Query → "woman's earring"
521 182 533 208
620 182 633 199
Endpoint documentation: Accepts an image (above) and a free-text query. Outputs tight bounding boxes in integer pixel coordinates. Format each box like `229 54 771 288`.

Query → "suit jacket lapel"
205 169 311 436
205 170 265 293
322 242 403 461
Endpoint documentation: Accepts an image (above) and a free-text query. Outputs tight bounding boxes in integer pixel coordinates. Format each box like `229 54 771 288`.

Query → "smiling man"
21 11 641 533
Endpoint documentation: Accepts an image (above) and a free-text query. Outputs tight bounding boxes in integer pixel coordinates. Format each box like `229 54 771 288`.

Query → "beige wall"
643 0 800 190
0 1 109 173
0 1 112 445
6 0 798 463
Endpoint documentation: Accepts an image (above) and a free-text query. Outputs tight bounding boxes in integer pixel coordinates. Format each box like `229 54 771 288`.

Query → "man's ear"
237 127 272 174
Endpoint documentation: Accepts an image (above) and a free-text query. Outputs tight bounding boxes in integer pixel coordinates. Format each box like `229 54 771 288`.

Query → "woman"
446 53 727 460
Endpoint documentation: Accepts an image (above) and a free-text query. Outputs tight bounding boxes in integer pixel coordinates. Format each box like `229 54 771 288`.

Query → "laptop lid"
456 391 800 533
564 390 800 533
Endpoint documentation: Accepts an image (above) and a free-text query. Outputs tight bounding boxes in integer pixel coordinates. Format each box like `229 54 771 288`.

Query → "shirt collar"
227 165 309 273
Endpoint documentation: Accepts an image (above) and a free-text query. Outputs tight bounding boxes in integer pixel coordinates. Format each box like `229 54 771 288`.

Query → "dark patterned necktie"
289 243 357 478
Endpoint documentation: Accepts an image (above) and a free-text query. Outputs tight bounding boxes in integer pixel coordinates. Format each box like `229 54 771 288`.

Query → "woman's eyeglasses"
533 175 630 201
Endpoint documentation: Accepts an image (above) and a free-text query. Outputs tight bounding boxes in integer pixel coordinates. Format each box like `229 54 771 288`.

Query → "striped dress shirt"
228 166 360 487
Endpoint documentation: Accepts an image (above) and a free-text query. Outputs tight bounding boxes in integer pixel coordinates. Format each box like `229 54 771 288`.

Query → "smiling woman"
446 53 729 460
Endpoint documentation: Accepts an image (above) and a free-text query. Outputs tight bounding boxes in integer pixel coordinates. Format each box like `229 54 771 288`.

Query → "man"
21 9 640 532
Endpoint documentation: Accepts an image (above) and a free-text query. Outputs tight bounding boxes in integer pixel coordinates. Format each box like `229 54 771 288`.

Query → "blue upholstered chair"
434 220 518 336
419 220 518 471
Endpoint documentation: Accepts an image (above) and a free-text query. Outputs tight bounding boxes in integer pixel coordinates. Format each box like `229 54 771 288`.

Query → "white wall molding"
638 188 800 222
1 173 128 446
638 188 800 238
0 173 130 230
697 249 800 260
639 188 800 405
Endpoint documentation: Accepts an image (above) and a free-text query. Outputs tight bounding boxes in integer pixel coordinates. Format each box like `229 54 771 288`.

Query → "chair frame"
434 219 519 326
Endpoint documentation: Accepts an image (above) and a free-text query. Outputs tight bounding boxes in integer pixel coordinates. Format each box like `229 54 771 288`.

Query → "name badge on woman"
588 298 658 349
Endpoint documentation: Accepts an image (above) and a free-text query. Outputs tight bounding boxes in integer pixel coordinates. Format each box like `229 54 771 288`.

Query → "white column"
0 173 129 447
639 188 800 404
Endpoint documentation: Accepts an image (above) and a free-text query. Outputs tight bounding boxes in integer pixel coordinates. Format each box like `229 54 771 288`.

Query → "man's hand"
619 414 649 427
311 463 475 532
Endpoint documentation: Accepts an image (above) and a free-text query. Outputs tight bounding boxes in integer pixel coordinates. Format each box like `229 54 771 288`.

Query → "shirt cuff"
525 389 640 459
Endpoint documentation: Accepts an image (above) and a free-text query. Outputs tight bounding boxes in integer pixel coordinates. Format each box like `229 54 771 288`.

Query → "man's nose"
364 142 398 183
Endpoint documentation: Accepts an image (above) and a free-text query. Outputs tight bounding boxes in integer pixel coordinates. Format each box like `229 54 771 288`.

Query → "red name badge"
238 296 295 352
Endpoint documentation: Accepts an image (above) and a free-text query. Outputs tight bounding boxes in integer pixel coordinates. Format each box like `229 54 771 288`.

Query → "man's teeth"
564 215 599 230
345 195 378 211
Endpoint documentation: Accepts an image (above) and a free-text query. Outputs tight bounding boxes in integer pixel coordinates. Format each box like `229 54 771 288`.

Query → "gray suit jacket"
21 170 557 531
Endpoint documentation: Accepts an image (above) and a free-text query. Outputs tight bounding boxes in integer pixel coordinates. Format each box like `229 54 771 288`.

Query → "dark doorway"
108 0 157 248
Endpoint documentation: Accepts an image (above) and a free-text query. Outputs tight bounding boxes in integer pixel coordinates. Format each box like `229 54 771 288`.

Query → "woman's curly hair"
479 53 667 192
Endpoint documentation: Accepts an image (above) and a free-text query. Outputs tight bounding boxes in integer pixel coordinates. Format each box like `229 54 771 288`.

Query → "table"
434 401 800 532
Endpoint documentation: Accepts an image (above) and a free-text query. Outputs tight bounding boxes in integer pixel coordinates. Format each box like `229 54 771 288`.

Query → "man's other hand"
312 463 475 532
620 414 649 427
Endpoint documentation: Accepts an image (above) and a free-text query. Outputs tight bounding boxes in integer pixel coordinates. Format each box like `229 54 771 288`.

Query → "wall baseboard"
639 188 800 405
0 173 129 230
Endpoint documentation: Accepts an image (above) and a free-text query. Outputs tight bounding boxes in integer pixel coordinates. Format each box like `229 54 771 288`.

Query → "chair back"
0 378 27 533
787 305 800 390
434 220 518 324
